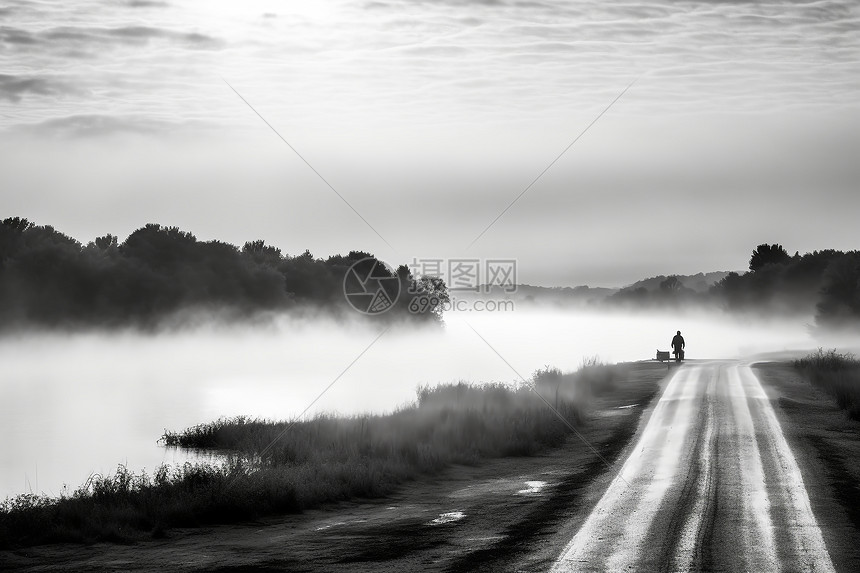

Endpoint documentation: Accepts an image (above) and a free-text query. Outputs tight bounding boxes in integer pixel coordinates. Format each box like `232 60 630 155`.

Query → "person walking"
671 330 685 362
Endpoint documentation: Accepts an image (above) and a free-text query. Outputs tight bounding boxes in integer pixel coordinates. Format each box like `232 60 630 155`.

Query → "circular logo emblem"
343 258 401 315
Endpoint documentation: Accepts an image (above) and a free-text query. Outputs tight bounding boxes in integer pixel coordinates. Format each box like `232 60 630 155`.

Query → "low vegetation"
794 348 860 420
0 361 622 549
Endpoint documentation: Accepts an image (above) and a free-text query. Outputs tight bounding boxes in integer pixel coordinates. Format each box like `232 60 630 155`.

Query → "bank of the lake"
0 360 666 553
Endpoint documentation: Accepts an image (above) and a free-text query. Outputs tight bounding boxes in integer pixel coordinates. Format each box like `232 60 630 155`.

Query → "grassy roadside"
793 348 860 420
0 361 624 549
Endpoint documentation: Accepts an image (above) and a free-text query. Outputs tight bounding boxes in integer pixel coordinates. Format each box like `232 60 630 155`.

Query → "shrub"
794 348 860 420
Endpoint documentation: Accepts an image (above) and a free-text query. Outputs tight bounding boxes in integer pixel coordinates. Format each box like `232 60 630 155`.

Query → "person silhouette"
671 330 685 362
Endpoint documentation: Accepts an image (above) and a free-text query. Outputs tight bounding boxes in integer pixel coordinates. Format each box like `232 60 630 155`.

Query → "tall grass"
1 362 623 549
794 348 860 420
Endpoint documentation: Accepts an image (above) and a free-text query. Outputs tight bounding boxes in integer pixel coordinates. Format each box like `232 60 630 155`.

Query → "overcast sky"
1 0 859 286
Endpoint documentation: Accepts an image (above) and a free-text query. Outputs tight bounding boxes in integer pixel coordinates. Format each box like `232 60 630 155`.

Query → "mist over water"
0 308 841 498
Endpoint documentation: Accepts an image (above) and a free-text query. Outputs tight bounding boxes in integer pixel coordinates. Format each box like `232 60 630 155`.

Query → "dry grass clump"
794 348 860 420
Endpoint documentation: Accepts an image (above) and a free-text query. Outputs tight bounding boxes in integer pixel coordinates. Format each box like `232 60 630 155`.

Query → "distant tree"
0 219 445 328
605 286 649 307
243 239 265 254
324 250 375 269
242 240 282 264
816 252 860 329
749 243 790 272
2 217 34 233
94 234 118 251
22 225 82 250
391 264 450 321
279 250 336 301
0 217 34 268
780 249 842 300
660 276 682 292
396 264 411 281
413 275 450 320
120 224 198 271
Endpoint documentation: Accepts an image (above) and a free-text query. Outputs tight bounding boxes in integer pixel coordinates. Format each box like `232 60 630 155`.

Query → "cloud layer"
1 0 858 136
1 0 859 284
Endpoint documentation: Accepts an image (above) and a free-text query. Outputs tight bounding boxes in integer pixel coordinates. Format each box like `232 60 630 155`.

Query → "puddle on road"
466 535 505 543
451 476 552 498
314 518 367 531
315 521 347 531
516 480 548 495
429 511 466 525
594 403 640 418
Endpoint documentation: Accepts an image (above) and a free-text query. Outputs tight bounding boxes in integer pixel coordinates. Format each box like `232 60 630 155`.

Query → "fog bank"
1 308 851 498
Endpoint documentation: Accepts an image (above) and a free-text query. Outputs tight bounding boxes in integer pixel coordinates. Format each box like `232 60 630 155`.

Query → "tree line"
715 243 860 330
608 243 860 330
0 217 446 329
2 218 857 331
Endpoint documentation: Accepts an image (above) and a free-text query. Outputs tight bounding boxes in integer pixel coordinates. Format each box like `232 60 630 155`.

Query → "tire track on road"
741 365 837 573
727 363 780 572
551 366 701 572
694 363 723 573
671 367 717 573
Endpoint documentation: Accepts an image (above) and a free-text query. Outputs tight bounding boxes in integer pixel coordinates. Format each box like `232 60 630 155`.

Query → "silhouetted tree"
660 276 682 292
412 276 450 320
711 272 744 310
749 243 790 272
0 217 34 269
0 218 447 329
2 217 33 234
94 234 118 251
816 252 860 329
242 240 283 266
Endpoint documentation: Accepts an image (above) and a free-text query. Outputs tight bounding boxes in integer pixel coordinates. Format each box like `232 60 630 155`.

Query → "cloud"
45 25 225 50
0 25 38 45
1 24 224 54
12 114 214 138
126 0 169 7
0 74 75 103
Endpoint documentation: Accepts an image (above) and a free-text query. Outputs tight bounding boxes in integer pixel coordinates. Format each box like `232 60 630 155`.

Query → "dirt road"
552 361 839 572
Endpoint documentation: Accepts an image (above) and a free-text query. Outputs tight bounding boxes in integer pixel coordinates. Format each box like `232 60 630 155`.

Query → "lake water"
0 309 825 499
